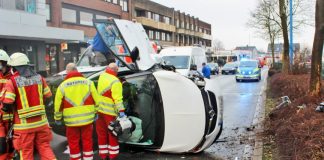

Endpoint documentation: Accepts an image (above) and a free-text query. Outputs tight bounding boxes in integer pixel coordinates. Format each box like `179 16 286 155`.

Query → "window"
161 32 166 41
62 8 77 23
166 33 171 42
147 11 152 19
176 20 179 27
113 0 118 4
153 13 160 22
15 0 25 11
191 24 194 31
164 17 170 24
45 4 51 21
105 0 112 2
155 31 160 40
96 14 107 19
80 11 93 26
149 30 154 39
120 0 128 11
181 21 184 28
186 23 190 29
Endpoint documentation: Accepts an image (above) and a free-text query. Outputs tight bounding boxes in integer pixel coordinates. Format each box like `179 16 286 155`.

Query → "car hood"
238 67 258 72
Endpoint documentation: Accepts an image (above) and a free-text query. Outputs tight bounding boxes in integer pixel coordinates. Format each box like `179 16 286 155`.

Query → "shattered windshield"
93 21 135 69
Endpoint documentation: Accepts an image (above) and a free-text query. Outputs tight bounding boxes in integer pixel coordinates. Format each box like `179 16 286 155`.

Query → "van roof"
160 46 205 56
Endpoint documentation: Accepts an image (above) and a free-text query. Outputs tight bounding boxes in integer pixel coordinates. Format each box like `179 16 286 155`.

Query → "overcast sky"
151 0 315 51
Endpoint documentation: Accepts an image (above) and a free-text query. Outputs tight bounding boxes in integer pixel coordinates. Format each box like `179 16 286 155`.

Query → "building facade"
0 0 211 75
45 0 131 73
0 0 83 76
131 0 212 47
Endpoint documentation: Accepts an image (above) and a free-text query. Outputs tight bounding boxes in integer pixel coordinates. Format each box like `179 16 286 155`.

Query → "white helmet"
0 49 9 62
7 52 30 67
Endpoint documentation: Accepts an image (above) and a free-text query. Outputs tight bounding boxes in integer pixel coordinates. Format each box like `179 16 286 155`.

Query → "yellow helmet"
0 49 9 62
7 52 30 67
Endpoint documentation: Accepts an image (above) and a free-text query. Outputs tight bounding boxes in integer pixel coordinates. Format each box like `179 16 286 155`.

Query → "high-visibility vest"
9 74 49 130
97 71 124 116
54 76 97 127
0 72 13 122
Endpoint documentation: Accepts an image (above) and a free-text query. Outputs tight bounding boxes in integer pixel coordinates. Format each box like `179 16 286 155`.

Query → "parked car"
221 62 238 75
207 63 219 75
159 46 207 77
236 60 261 82
46 19 223 154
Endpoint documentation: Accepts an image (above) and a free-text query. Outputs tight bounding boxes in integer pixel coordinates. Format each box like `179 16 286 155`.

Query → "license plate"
225 71 229 73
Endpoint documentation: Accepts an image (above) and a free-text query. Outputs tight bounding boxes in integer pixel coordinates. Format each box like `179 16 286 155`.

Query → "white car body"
48 19 223 154
159 46 207 76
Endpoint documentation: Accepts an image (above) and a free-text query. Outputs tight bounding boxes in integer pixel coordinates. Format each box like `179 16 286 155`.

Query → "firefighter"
96 63 125 160
1 52 56 160
0 49 14 159
54 63 99 160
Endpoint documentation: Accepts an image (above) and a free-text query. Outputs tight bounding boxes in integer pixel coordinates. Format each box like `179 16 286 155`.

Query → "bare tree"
248 0 314 72
213 39 225 51
309 0 324 96
248 0 281 68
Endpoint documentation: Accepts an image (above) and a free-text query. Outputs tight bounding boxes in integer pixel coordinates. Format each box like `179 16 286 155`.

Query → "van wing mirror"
130 47 139 62
190 64 197 70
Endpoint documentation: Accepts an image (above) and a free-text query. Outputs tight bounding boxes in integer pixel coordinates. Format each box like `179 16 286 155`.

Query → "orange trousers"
13 127 56 160
0 122 14 160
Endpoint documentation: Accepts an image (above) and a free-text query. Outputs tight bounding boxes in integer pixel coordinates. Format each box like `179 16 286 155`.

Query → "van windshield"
162 56 190 69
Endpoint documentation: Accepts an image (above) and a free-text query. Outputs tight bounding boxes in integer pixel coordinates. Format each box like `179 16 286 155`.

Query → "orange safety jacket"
2 72 52 132
0 71 13 122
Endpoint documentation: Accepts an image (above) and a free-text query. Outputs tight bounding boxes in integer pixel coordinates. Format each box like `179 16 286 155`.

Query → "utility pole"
289 0 293 65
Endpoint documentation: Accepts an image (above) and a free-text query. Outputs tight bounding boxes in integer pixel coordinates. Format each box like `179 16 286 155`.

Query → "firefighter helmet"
0 49 9 62
7 52 30 67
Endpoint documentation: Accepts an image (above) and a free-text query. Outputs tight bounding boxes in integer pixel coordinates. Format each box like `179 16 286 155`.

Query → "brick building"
45 0 131 73
131 0 212 47
0 0 211 75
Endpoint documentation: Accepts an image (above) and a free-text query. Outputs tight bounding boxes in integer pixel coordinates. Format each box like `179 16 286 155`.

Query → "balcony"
177 28 195 36
202 33 212 40
135 17 176 32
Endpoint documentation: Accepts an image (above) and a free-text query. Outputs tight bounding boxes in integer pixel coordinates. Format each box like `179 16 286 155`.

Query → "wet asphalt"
47 68 268 160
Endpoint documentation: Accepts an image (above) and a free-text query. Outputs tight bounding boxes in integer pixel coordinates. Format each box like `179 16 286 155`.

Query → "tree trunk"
271 38 275 68
279 0 290 74
310 0 324 96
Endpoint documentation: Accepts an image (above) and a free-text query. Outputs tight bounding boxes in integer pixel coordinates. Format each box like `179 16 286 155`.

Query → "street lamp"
289 0 293 65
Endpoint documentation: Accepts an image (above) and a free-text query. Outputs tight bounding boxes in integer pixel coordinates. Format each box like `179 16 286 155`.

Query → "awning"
0 22 84 43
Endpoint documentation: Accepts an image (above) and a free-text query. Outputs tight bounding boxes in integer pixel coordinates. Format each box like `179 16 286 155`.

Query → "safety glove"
119 112 126 118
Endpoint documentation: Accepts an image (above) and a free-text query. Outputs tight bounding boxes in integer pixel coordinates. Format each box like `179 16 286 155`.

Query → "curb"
252 69 268 160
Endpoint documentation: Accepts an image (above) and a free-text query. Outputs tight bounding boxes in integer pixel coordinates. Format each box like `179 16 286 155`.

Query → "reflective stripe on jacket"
54 72 99 127
5 73 50 130
97 69 124 116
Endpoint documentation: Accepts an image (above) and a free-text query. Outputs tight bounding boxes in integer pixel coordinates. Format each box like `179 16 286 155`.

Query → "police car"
235 60 261 82
46 19 223 153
